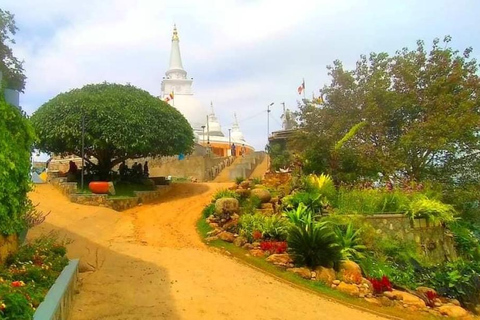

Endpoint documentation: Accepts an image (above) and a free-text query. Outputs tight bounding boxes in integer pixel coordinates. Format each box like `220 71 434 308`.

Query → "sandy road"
28 183 387 320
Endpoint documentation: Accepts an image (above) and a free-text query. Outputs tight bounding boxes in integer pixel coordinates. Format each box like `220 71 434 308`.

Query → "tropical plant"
283 203 315 227
30 83 194 180
333 223 366 261
235 176 245 184
282 191 325 213
287 221 342 268
239 213 290 242
406 196 457 224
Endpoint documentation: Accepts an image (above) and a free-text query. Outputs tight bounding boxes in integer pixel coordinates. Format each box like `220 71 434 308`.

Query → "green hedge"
0 89 35 235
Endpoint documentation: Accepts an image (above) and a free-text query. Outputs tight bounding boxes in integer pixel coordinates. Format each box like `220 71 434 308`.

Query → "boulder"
287 267 312 279
437 304 469 318
218 231 235 243
222 219 239 232
416 286 437 296
249 249 265 257
233 236 247 247
239 180 252 189
336 281 360 297
337 260 363 284
242 243 254 250
360 278 374 295
251 188 272 203
215 198 239 216
266 253 293 266
315 267 336 285
386 290 426 308
209 222 219 228
205 236 219 242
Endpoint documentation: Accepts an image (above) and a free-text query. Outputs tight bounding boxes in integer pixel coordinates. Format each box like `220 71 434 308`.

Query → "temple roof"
166 24 186 78
231 113 245 141
206 102 224 137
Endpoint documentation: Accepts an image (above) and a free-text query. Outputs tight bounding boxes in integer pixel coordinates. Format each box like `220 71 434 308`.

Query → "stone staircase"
225 152 265 181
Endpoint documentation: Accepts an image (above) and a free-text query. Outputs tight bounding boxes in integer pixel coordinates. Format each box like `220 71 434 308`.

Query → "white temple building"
161 25 254 157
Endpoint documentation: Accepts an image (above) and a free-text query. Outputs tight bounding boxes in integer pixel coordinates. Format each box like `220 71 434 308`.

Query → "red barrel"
89 181 109 194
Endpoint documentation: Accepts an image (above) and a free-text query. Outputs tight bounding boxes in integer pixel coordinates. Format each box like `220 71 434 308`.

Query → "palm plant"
333 222 366 261
287 221 342 269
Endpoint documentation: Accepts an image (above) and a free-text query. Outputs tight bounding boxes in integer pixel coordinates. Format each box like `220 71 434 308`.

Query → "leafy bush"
332 222 366 261
251 177 262 185
212 189 239 201
0 93 35 235
282 191 324 213
287 222 342 269
202 203 215 218
449 222 480 260
282 203 316 227
239 213 290 242
406 196 457 224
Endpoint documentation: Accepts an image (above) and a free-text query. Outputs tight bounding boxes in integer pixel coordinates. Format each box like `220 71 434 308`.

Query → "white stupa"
161 25 208 136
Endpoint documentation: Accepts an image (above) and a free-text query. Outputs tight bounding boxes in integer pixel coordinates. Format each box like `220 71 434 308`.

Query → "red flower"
368 275 392 294
11 281 25 287
252 230 263 240
260 241 288 254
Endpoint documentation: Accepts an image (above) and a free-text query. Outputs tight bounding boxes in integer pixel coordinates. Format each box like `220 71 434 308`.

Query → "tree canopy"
31 83 195 178
0 8 26 91
0 84 34 235
295 37 480 184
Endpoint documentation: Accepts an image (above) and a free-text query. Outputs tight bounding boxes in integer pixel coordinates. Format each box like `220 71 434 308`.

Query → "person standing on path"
241 144 246 157
231 143 236 156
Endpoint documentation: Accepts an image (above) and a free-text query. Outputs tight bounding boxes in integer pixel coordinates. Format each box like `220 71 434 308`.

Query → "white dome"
170 95 208 131
231 129 245 141
206 114 224 137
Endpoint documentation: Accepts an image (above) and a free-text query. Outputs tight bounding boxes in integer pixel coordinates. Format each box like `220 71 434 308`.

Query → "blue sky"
4 0 480 152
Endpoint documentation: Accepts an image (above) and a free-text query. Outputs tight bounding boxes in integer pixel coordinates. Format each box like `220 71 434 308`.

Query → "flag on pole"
169 91 174 100
297 79 305 95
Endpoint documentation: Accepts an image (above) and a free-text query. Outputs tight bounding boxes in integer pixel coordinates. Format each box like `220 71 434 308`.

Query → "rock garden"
201 174 479 319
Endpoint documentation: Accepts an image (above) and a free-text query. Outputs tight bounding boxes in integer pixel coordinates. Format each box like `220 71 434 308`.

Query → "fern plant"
333 222 366 261
406 196 458 224
283 203 316 227
287 221 342 268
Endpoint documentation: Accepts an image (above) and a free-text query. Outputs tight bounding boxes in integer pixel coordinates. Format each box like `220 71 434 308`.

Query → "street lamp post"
201 125 206 146
80 113 85 190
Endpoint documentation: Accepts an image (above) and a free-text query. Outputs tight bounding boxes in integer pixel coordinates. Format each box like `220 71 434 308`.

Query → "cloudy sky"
4 0 480 151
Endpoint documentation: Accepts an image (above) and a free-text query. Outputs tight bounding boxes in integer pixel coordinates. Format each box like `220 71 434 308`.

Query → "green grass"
196 218 440 320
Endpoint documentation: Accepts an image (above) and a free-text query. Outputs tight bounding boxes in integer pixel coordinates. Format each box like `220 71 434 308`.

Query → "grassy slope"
196 218 440 320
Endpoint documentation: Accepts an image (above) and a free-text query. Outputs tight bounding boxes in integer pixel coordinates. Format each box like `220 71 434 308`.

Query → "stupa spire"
166 24 186 77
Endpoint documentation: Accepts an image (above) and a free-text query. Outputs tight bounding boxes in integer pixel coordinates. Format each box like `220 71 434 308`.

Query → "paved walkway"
28 184 387 320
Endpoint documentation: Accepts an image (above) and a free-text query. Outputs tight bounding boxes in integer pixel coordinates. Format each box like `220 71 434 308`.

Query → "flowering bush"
0 234 69 319
369 275 393 294
260 241 287 254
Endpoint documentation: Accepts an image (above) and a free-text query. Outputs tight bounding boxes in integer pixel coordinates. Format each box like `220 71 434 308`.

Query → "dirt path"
248 155 269 180
213 157 243 182
28 184 387 320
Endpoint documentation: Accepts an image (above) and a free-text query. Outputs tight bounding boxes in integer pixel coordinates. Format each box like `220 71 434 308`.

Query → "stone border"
33 259 79 320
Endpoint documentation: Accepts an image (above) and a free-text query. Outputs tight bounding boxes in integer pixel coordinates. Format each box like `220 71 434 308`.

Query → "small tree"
31 83 195 179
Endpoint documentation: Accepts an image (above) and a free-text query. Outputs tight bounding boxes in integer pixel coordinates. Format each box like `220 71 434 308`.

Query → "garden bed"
0 235 73 319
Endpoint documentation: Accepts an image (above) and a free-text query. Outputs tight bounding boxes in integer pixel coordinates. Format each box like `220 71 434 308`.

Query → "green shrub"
251 177 262 185
406 196 457 224
239 196 261 215
212 189 239 201
449 222 480 260
335 188 410 215
282 191 324 213
239 213 290 242
283 203 316 227
287 222 342 269
305 173 336 203
202 203 216 218
0 94 35 235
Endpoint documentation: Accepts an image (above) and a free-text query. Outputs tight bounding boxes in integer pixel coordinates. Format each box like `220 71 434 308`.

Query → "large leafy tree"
296 37 480 183
0 9 26 91
31 83 194 179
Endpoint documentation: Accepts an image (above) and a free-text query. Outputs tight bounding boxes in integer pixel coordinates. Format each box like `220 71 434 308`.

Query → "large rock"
239 180 253 189
251 188 272 203
215 198 239 216
233 236 247 247
266 253 293 266
287 267 312 279
315 267 336 285
235 189 250 198
437 304 469 318
416 286 437 296
385 290 426 308
336 281 360 297
218 231 235 243
337 260 363 284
